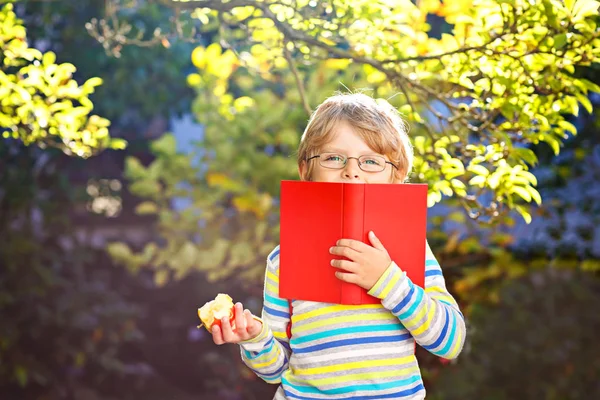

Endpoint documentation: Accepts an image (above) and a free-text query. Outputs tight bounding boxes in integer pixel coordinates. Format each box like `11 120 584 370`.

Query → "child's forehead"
320 121 376 150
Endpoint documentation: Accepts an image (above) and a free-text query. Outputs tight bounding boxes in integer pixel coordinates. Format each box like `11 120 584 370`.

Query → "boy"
210 93 466 399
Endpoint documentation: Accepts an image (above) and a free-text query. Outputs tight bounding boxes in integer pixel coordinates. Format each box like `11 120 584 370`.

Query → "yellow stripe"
294 355 415 376
266 270 279 283
293 313 395 333
252 347 281 368
447 319 464 359
426 288 456 304
379 269 401 298
266 282 278 294
411 302 436 336
369 264 393 293
293 303 383 323
273 330 288 340
404 301 428 330
288 366 420 386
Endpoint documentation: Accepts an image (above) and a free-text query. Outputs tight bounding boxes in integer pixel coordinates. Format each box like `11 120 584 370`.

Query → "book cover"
279 180 428 305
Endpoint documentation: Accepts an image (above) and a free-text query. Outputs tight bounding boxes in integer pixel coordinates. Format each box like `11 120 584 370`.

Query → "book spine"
340 183 365 304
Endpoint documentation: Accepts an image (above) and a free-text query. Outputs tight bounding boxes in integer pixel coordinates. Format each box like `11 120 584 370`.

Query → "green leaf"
150 134 177 156
581 78 600 93
511 186 532 202
553 33 568 49
577 93 593 114
125 157 147 179
106 242 133 261
468 164 489 176
135 201 159 215
526 186 542 205
109 138 127 150
544 136 562 155
512 147 538 166
469 175 486 187
515 205 532 224
558 120 577 135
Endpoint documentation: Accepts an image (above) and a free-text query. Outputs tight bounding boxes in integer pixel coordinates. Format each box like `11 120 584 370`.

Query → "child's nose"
343 158 361 179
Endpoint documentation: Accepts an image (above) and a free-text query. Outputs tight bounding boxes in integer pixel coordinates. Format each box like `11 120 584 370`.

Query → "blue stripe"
242 337 274 358
257 361 288 378
438 300 464 319
264 305 289 318
392 282 415 314
425 259 440 267
292 324 401 344
284 375 421 395
423 307 449 351
265 293 289 308
283 383 425 399
269 246 280 262
438 310 457 356
425 270 442 277
399 286 423 320
294 334 412 354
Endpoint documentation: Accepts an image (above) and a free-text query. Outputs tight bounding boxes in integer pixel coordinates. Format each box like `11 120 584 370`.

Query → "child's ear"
298 161 309 181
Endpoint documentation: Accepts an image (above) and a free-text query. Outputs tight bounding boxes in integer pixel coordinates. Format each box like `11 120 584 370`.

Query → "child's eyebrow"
322 147 383 156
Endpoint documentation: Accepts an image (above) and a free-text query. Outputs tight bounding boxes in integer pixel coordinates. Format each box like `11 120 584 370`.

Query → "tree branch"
284 43 312 116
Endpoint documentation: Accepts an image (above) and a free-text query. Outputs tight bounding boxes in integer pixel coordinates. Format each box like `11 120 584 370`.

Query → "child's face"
300 120 400 184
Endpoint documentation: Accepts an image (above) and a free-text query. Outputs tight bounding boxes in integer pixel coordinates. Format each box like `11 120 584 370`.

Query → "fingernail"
329 247 334 253
330 260 334 266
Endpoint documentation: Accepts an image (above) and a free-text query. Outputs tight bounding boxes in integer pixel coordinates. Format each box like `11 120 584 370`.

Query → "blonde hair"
297 92 413 182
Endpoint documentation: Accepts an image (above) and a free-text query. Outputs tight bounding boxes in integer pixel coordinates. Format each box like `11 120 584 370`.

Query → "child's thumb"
247 316 263 336
369 231 384 249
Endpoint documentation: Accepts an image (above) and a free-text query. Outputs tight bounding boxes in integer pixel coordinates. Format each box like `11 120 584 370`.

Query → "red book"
279 180 428 305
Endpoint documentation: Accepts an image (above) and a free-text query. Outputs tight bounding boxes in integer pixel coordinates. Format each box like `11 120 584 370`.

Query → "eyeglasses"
307 152 398 173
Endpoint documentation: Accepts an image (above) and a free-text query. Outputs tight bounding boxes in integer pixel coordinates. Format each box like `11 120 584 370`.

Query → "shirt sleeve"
367 241 466 359
239 246 291 383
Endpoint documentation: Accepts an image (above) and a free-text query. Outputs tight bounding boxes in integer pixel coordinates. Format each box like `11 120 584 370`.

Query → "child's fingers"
368 231 386 252
336 238 370 252
331 259 359 273
221 316 236 342
245 310 262 337
329 245 360 261
335 271 359 285
211 325 225 345
234 302 246 331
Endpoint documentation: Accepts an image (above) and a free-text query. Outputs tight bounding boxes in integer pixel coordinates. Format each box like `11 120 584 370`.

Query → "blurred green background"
1 0 599 399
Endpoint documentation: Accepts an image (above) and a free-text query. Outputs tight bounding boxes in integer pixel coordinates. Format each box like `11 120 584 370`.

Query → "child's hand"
329 231 392 291
211 302 263 345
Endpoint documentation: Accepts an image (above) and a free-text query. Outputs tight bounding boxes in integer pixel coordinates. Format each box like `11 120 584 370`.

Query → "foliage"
110 2 597 283
96 0 600 222
433 98 600 307
430 268 600 400
0 142 143 399
15 0 196 126
0 3 125 157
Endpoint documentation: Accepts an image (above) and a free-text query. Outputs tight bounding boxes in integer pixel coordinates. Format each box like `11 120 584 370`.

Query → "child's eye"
324 155 344 162
362 157 383 165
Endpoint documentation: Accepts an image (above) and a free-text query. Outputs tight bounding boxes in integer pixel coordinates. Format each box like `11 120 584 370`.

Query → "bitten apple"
197 293 236 331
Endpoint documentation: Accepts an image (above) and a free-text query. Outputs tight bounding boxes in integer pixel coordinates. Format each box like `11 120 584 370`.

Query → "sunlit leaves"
0 4 125 157
106 0 600 287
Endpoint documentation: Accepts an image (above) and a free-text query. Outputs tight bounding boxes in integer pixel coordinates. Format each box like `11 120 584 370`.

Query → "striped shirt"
240 243 466 399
